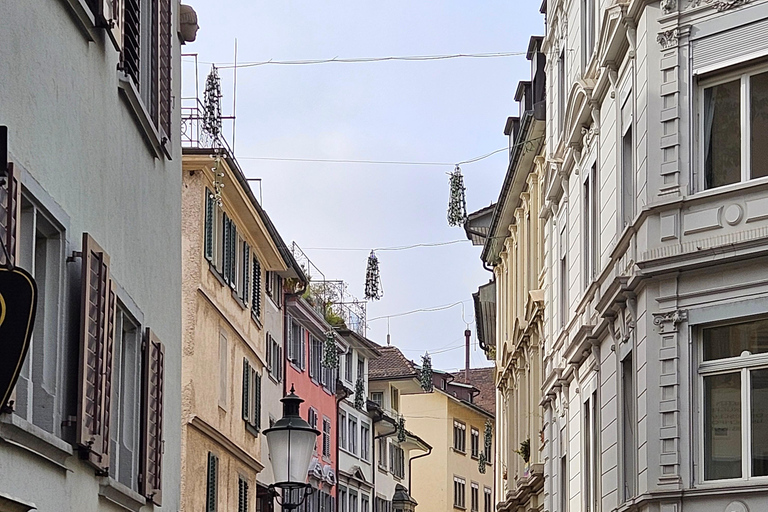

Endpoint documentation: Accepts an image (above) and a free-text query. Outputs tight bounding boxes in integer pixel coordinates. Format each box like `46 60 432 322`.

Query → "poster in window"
710 376 741 460
0 266 37 406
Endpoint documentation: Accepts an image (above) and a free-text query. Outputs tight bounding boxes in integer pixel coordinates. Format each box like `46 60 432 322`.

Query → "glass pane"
704 79 742 188
752 368 768 477
704 372 742 480
703 318 768 360
751 71 768 179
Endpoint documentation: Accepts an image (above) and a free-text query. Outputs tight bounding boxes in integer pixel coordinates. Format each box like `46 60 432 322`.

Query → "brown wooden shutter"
122 0 141 85
242 358 250 423
141 328 165 506
76 233 115 471
158 0 172 139
88 0 124 51
0 162 18 267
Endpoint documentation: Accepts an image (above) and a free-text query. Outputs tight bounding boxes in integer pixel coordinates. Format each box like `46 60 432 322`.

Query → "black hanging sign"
0 266 37 407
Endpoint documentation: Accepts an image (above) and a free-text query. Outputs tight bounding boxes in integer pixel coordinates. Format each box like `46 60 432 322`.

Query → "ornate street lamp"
264 385 320 511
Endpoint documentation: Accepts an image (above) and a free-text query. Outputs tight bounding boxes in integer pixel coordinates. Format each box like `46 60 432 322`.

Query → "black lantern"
264 385 320 510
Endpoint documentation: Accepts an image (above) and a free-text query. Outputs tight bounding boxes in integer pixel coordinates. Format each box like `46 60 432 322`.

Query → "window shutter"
157 0 172 138
122 0 140 84
229 220 237 286
206 452 218 512
141 328 165 506
87 0 124 51
76 233 114 471
251 255 261 317
242 358 250 423
204 188 214 261
242 243 250 303
238 478 249 512
222 214 230 283
0 163 18 267
255 373 262 430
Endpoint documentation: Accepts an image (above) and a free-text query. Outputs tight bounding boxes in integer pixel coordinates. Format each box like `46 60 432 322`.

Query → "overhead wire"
368 300 471 322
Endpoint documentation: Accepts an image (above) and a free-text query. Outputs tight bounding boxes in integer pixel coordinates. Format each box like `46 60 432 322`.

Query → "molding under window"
117 73 171 160
58 0 97 42
0 412 72 470
190 415 265 473
98 477 147 512
0 492 36 512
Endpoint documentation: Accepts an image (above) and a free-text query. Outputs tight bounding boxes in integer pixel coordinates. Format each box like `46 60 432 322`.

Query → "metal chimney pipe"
464 329 471 382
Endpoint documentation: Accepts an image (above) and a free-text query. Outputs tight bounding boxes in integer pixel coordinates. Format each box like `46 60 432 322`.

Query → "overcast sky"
182 1 545 373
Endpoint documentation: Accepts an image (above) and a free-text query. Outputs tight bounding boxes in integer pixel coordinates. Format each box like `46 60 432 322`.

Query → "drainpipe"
407 445 432 493
465 329 471 383
335 382 352 512
372 415 398 504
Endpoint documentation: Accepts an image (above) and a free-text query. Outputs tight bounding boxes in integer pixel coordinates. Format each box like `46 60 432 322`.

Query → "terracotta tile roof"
452 367 495 416
368 345 419 380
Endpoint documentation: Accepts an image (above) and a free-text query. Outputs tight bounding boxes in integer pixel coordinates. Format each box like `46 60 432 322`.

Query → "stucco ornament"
686 0 749 9
661 0 677 13
657 28 680 49
179 4 199 43
653 309 688 333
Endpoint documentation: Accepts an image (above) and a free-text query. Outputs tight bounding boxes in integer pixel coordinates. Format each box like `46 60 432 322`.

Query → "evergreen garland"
478 419 493 473
354 377 365 410
396 416 406 443
209 155 225 208
322 331 338 369
447 165 468 227
364 251 383 301
420 352 433 392
478 452 487 474
203 65 222 141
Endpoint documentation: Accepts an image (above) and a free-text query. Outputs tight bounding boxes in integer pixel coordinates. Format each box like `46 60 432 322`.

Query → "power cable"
368 300 471 322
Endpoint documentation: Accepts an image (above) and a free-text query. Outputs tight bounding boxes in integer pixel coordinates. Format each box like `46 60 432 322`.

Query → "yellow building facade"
180 147 296 512
401 370 494 512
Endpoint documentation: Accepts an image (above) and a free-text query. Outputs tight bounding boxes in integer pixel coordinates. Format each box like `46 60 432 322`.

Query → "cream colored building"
180 143 302 512
400 369 495 512
466 36 546 512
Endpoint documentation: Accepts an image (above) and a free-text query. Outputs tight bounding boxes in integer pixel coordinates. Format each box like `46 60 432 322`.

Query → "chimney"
465 329 471 383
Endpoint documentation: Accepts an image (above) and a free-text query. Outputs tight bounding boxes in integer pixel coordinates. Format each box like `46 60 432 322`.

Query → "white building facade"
540 1 768 512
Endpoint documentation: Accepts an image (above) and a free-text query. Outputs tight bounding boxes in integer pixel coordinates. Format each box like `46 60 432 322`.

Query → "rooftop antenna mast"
232 38 238 153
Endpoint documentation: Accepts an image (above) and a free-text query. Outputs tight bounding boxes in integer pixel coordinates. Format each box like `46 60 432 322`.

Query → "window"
470 483 479 512
323 417 332 457
350 490 358 512
308 407 318 429
207 452 219 512
15 194 64 433
700 317 768 480
361 422 371 461
391 387 400 413
583 162 598 286
349 414 358 455
266 333 283 382
371 391 383 407
560 426 568 512
362 494 370 512
310 335 323 381
558 49 566 133
288 318 306 370
375 497 391 512
109 306 142 490
358 356 365 382
620 86 634 228
339 486 347 512
621 353 636 500
221 213 237 286
251 253 262 319
238 477 250 512
116 0 172 139
378 437 387 469
219 332 228 408
242 358 262 434
390 443 405 479
454 420 467 453
581 0 596 69
483 488 492 512
471 428 480 458
345 351 354 382
583 391 599 512
266 270 283 307
339 410 347 450
559 212 568 329
453 477 466 509
701 68 768 189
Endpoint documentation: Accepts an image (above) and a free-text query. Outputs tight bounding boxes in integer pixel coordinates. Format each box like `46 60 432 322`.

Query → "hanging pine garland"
447 165 468 227
354 377 365 410
396 416 407 443
478 452 487 474
209 155 225 208
364 250 383 301
420 352 433 392
203 65 223 142
480 418 493 473
322 331 339 369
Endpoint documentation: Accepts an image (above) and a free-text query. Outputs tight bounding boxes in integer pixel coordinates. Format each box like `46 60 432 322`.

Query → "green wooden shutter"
204 188 214 261
221 214 230 283
238 477 249 512
242 359 250 422
255 373 262 430
229 221 237 285
251 256 261 317
206 452 218 512
242 243 250 303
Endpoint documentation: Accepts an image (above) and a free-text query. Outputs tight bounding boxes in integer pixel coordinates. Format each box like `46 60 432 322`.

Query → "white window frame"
697 63 768 191
581 155 598 289
582 386 599 512
453 476 466 509
697 318 768 483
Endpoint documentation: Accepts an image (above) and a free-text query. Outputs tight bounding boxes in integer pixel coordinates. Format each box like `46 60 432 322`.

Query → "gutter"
407 445 432 493
335 383 352 512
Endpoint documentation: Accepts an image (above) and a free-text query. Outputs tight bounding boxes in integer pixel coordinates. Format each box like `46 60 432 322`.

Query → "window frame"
453 420 467 453
470 427 480 459
697 63 768 191
453 476 466 510
697 317 768 483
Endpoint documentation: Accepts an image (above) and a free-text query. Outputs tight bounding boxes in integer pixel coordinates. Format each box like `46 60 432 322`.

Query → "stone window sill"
99 476 148 512
58 0 97 42
117 73 171 160
0 492 36 512
0 412 72 470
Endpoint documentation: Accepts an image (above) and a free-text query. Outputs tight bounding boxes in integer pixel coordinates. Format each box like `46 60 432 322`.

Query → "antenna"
232 38 238 153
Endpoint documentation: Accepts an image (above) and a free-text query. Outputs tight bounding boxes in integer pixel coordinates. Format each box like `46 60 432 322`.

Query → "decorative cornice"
661 0 677 14
657 28 679 50
653 309 688 333
686 0 750 11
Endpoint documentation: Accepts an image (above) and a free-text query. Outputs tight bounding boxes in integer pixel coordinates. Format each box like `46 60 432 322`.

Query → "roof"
463 204 495 246
368 345 419 381
451 367 495 416
337 329 382 358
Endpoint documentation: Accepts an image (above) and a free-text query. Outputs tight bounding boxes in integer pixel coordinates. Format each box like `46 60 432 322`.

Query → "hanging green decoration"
364 250 383 301
354 376 365 410
420 352 433 392
480 419 493 472
203 65 223 141
396 416 407 443
447 165 468 227
322 331 338 369
478 452 487 474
